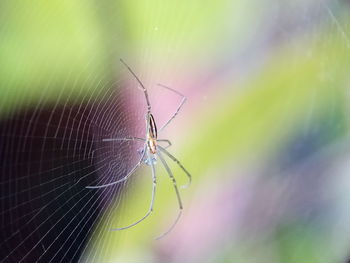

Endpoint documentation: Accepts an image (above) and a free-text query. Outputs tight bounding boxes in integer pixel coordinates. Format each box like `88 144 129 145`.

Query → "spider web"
0 66 149 262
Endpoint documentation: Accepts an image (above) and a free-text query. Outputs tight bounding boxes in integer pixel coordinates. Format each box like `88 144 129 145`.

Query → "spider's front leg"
85 144 147 189
110 150 157 230
155 150 183 239
158 145 191 188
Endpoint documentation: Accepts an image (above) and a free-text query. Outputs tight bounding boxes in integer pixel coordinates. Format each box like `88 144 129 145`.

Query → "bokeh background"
1 0 350 262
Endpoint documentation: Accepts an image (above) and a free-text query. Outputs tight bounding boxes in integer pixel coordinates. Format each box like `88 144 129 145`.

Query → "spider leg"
102 136 145 142
111 150 157 231
158 145 191 188
120 59 151 114
157 84 187 132
157 139 172 149
85 145 146 189
155 151 183 240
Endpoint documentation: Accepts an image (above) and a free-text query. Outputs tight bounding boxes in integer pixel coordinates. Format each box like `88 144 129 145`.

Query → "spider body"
147 113 158 154
86 59 191 239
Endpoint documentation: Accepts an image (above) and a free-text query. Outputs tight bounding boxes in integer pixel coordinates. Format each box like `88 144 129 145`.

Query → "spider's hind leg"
157 84 187 132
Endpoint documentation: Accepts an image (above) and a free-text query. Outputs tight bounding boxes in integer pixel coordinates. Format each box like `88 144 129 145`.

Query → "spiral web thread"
0 65 148 262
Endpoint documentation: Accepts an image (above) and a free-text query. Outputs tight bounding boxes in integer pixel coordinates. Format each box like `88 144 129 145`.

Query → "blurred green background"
1 0 350 262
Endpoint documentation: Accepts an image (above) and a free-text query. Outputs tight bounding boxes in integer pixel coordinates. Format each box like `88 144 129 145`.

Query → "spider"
86 59 191 239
